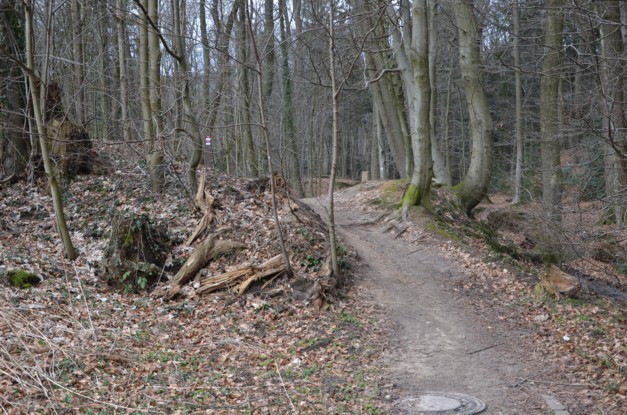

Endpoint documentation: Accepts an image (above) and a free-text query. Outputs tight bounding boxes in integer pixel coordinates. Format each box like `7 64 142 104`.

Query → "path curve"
303 193 558 415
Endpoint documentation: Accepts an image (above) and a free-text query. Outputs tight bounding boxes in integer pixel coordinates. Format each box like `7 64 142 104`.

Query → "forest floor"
304 180 625 415
0 162 625 414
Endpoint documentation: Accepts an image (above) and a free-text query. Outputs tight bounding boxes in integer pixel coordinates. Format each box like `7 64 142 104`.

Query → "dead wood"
394 225 409 239
539 265 579 299
197 254 288 295
186 171 216 245
101 213 170 293
0 174 15 185
290 198 329 234
290 277 322 303
166 235 246 300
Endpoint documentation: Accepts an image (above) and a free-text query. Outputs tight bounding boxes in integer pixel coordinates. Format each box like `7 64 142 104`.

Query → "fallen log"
166 234 246 300
197 254 288 296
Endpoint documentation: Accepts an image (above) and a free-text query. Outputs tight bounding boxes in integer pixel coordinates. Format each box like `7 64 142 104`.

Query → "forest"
1 0 625 222
0 0 626 413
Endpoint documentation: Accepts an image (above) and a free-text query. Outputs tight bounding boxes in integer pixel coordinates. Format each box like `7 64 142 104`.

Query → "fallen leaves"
0 164 394 414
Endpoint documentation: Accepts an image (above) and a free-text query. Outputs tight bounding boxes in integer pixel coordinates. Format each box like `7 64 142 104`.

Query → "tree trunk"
24 0 76 260
453 0 493 216
97 0 110 141
599 1 626 226
147 0 165 193
443 45 454 184
71 0 85 125
249 0 293 280
116 0 131 142
428 0 450 186
199 0 211 111
279 0 304 196
399 0 432 213
540 0 564 222
236 1 257 176
209 0 240 171
138 0 155 187
512 0 524 205
351 0 410 178
261 0 276 104
0 0 29 178
327 0 341 283
171 0 202 194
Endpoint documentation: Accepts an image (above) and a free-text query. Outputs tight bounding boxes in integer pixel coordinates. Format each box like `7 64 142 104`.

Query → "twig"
45 377 161 413
515 377 596 387
0 393 12 414
275 361 297 414
465 343 501 354
72 262 97 341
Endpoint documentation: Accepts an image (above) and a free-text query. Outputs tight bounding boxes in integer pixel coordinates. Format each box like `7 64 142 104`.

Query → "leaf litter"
0 165 394 414
338 181 625 414
1 169 625 414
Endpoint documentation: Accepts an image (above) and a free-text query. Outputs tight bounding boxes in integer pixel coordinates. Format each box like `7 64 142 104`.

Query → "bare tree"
171 0 203 193
247 0 293 278
598 1 626 226
351 0 411 178
327 0 341 281
147 0 166 193
540 0 564 222
0 0 29 179
452 0 493 216
23 0 76 260
428 0 450 186
511 0 524 205
115 0 131 142
394 0 433 213
279 0 305 196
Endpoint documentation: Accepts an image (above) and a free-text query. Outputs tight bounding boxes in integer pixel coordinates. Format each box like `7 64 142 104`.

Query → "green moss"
382 179 408 193
381 179 408 205
425 220 462 242
123 230 134 248
401 184 423 206
8 269 41 288
533 283 549 300
335 181 356 190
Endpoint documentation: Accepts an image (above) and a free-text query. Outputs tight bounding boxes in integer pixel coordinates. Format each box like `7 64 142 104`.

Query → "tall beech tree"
392 0 433 214
540 0 564 223
428 0 450 186
511 0 524 205
0 0 29 179
452 0 493 216
351 0 411 178
598 2 626 226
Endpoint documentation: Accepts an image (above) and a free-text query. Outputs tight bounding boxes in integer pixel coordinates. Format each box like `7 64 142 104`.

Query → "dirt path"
303 192 559 415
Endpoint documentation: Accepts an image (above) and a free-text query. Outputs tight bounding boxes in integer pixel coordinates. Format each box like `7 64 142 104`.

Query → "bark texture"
352 0 411 178
453 0 493 216
400 0 432 214
540 0 564 222
599 2 626 226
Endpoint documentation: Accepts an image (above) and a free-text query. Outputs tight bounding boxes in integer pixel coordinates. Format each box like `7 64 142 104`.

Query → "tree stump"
101 213 170 293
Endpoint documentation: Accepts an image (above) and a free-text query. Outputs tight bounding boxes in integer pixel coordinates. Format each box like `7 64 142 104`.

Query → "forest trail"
303 186 560 414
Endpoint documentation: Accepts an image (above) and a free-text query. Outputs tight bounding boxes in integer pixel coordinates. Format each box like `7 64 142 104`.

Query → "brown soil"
303 182 601 415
